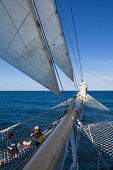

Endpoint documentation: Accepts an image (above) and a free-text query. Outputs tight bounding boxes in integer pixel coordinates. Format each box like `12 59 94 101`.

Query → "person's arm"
23 141 31 146
31 131 37 137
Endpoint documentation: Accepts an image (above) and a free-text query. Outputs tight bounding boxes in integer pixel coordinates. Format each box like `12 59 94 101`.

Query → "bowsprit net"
77 94 113 170
0 105 66 170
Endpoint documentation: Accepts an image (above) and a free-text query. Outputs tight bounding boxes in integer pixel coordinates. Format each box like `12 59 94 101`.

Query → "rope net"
77 94 113 170
0 105 67 170
55 94 113 170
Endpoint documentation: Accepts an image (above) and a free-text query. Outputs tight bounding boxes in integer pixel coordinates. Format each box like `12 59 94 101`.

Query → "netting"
55 94 113 170
77 94 113 170
0 105 66 170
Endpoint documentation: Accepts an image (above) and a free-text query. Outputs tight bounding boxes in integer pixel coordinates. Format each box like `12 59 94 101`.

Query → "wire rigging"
32 0 69 105
56 0 80 88
69 0 83 81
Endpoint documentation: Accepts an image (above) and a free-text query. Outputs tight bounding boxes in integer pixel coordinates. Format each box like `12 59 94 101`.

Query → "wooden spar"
23 109 75 170
23 97 83 170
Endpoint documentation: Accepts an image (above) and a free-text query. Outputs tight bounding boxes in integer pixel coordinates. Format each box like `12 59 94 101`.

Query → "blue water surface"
0 91 113 131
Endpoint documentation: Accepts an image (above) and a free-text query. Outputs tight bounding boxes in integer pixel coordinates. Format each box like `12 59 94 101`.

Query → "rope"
32 0 68 105
57 0 81 83
69 0 83 81
88 94 113 114
73 72 79 90
76 93 113 170
69 127 77 170
83 124 109 169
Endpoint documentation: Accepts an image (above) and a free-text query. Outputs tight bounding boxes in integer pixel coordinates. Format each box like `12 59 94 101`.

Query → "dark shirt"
35 129 42 139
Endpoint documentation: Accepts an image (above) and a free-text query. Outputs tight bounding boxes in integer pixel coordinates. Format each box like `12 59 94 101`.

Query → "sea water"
0 91 113 131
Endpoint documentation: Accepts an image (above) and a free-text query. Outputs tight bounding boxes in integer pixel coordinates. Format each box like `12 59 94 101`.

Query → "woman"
23 126 43 147
7 133 20 159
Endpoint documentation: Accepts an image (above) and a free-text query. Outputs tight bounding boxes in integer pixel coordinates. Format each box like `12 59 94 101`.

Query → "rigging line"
66 76 77 91
73 72 79 89
55 0 79 93
32 0 69 105
54 93 68 110
69 0 83 81
32 1 65 99
54 63 69 105
89 94 113 114
57 0 82 82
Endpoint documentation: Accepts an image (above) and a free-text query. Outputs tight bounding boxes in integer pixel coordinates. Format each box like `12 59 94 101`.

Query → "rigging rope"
69 127 77 170
57 0 81 85
32 0 69 105
69 0 83 81
66 76 77 91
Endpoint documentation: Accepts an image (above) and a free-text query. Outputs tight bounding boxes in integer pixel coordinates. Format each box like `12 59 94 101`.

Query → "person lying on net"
7 133 21 159
23 126 43 147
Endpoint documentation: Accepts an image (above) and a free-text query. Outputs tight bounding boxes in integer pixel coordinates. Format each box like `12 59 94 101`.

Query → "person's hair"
34 126 39 130
8 133 14 139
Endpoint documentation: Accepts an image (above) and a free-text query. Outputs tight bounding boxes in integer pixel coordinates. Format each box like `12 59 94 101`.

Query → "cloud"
99 61 113 67
85 74 113 83
84 73 113 90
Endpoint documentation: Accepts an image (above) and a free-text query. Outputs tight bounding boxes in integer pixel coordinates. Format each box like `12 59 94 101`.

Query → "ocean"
0 91 113 131
0 91 113 169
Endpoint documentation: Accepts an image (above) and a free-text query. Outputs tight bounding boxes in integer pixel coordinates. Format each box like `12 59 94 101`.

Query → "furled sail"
0 0 60 95
33 0 74 81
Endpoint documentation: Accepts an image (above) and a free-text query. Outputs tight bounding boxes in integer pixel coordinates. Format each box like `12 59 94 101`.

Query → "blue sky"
0 0 113 91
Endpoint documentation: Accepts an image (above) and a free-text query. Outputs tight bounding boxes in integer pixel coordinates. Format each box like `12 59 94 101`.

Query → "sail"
33 0 74 81
0 0 60 95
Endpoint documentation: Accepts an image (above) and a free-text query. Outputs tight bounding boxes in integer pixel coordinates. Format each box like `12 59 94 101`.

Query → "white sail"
0 0 60 95
34 0 74 81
